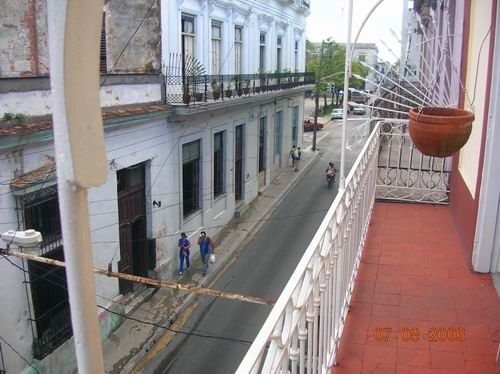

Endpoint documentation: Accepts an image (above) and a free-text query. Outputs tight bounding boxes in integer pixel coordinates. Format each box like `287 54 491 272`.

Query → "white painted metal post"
340 0 353 190
47 0 107 373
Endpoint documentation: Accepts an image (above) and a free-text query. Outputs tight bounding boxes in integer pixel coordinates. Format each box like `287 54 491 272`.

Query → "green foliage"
2 112 14 121
15 113 27 122
305 38 369 94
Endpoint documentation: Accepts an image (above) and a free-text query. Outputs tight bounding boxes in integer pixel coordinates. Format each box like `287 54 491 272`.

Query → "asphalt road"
143 116 370 374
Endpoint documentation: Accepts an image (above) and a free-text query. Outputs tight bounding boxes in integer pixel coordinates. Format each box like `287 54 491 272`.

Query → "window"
294 41 299 71
213 132 225 197
259 33 266 71
100 13 107 73
211 21 222 74
181 14 195 68
277 36 283 72
234 26 243 75
22 189 72 359
182 140 201 217
259 116 266 172
358 54 366 62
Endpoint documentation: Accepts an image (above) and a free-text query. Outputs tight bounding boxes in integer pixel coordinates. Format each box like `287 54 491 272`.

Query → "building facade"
0 0 312 372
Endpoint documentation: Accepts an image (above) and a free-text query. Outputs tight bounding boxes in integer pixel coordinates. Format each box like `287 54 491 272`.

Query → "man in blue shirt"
197 231 214 276
178 232 191 275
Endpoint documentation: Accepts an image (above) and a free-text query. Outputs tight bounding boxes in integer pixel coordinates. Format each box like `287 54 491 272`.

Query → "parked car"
303 119 323 131
347 101 357 111
353 106 366 115
331 108 344 119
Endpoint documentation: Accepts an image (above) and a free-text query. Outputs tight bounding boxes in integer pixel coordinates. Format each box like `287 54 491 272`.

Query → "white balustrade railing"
236 122 380 374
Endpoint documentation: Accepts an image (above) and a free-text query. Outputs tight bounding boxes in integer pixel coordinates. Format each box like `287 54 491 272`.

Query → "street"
141 109 371 374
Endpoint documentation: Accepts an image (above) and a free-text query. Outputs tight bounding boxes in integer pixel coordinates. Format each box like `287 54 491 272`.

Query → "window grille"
21 190 72 359
100 12 107 73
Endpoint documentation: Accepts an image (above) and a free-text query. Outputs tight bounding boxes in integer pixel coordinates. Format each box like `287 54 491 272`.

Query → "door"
235 124 244 200
117 163 148 294
292 106 299 147
275 111 283 167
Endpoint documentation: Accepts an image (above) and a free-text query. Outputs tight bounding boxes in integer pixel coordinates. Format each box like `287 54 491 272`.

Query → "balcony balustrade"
164 72 315 105
236 119 454 373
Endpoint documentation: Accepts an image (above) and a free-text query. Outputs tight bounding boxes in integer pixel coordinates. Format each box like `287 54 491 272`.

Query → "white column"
47 0 107 372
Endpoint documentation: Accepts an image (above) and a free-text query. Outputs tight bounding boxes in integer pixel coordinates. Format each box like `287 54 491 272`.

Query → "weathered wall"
105 0 161 73
0 93 305 372
0 0 49 77
0 0 160 78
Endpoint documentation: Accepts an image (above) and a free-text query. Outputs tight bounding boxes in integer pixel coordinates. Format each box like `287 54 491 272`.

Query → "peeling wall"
0 0 47 77
0 0 160 78
105 0 161 73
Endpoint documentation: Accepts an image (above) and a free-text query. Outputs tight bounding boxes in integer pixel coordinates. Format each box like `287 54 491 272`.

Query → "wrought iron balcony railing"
164 72 315 105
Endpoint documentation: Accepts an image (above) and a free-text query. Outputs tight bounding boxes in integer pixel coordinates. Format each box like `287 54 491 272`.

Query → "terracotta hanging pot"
408 107 474 157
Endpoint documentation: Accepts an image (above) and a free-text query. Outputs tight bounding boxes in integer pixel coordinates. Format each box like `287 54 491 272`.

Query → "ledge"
0 73 162 94
0 103 171 151
170 85 314 119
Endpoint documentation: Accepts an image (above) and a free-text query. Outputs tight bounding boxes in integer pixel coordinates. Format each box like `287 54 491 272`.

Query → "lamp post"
339 0 386 190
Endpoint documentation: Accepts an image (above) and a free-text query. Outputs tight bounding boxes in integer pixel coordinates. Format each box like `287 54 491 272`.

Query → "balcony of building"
164 72 315 114
235 119 500 373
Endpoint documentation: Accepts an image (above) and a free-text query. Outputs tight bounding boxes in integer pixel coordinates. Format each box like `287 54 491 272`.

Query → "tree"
306 38 369 101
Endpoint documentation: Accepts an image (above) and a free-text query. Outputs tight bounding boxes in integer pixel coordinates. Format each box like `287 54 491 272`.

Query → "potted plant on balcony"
256 69 266 93
408 107 474 157
225 78 234 98
243 79 251 95
211 79 221 100
182 84 191 104
234 76 242 97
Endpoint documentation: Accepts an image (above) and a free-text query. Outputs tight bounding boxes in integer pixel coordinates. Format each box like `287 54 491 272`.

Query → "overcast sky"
306 0 404 62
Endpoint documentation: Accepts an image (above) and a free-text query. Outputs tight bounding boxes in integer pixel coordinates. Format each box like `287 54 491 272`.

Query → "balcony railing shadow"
164 72 315 105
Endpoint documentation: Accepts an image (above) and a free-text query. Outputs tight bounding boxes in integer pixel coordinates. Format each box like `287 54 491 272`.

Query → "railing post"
204 74 208 102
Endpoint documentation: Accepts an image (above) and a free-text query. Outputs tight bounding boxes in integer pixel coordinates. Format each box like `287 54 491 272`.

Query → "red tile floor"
332 202 500 374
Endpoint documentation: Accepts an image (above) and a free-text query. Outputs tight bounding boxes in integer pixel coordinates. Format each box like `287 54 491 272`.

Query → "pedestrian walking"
294 147 302 171
178 232 191 275
197 231 214 276
289 145 297 168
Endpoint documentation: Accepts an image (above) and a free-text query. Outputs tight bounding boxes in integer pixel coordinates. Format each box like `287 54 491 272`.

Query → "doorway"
117 163 148 294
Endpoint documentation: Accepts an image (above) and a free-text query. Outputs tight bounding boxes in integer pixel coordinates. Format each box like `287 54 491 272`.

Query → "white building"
0 0 312 372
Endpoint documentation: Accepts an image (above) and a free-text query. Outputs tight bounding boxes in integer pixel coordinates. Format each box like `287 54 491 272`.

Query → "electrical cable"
0 335 41 374
1 252 255 347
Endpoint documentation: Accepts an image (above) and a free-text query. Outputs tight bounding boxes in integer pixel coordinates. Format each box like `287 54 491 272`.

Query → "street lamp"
339 0 385 190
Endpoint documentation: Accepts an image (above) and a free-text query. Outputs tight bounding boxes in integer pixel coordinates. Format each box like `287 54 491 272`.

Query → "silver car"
331 108 344 119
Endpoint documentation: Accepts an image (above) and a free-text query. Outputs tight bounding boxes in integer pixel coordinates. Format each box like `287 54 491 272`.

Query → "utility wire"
100 0 158 88
0 335 41 374
1 253 255 347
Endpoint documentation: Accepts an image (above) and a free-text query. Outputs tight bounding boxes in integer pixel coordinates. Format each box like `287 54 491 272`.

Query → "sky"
305 0 404 63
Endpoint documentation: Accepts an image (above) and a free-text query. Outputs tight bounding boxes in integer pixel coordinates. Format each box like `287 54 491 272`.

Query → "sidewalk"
102 140 320 373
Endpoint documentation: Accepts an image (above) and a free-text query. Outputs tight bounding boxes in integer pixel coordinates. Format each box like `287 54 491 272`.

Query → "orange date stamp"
373 327 465 342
